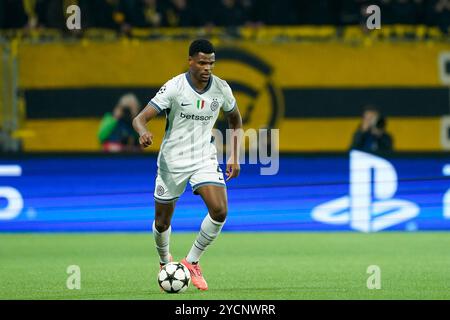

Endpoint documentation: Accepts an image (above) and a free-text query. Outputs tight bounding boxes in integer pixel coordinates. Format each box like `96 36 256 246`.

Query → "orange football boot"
181 258 208 291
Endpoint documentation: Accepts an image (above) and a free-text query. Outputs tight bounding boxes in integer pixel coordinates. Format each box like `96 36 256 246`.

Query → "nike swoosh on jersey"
181 102 191 106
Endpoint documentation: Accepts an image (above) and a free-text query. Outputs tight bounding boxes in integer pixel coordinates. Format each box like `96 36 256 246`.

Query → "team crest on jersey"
157 85 167 95
156 185 165 196
210 98 219 111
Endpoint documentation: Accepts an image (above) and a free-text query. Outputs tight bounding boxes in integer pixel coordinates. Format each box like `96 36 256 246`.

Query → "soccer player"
132 39 243 291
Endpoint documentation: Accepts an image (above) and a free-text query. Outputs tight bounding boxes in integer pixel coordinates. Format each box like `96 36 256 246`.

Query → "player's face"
189 52 215 83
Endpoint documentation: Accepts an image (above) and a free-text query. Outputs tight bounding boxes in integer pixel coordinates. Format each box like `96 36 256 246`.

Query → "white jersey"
148 72 236 173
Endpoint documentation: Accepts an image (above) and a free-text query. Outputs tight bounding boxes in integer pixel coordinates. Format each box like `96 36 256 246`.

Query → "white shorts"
153 163 226 203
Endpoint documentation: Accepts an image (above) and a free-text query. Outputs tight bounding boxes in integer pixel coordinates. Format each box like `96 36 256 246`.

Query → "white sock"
186 213 225 264
152 221 171 264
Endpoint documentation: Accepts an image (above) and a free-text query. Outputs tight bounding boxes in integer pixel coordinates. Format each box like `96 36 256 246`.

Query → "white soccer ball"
158 262 191 293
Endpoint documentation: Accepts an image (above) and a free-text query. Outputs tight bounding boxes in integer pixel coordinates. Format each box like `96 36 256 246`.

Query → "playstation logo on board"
311 150 419 233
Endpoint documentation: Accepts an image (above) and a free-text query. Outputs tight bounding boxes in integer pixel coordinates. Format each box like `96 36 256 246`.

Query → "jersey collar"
185 72 212 95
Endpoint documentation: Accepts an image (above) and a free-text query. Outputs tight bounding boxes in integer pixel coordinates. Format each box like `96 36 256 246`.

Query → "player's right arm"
132 79 176 148
132 105 159 148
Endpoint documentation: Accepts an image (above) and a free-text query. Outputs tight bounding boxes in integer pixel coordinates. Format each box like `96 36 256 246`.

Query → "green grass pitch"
1 232 449 300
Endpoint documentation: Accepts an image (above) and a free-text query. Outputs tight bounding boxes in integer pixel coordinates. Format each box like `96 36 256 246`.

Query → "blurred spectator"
425 0 450 33
0 0 33 29
0 0 445 31
1 0 119 36
124 0 164 28
35 0 70 30
98 93 142 153
339 0 367 25
254 0 297 25
238 0 263 26
379 0 424 24
81 0 127 30
210 0 247 27
163 0 195 27
0 0 89 31
350 105 394 153
295 0 338 25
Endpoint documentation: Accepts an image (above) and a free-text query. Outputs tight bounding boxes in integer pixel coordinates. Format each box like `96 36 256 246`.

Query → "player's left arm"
225 106 243 181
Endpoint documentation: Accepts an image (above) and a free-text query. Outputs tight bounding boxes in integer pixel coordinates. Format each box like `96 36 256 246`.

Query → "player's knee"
154 220 171 233
209 205 227 223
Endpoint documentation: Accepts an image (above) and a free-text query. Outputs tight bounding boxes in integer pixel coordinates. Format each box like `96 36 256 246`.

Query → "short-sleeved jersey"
148 72 237 173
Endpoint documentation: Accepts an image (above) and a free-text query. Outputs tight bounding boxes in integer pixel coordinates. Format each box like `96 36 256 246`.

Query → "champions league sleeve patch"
158 85 167 95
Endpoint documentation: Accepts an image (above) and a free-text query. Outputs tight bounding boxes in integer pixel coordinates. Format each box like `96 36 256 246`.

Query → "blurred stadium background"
1 0 450 299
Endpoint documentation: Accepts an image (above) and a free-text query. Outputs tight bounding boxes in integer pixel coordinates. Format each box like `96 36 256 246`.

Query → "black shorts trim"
192 181 226 195
154 195 179 203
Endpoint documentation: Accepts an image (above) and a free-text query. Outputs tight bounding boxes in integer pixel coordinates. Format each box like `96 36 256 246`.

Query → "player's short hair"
189 39 215 57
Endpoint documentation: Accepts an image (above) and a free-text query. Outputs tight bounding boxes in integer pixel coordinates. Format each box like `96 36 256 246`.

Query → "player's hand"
139 131 153 148
226 158 240 181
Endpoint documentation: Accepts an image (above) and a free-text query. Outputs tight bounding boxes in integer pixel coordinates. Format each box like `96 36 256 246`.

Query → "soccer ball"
158 262 191 293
